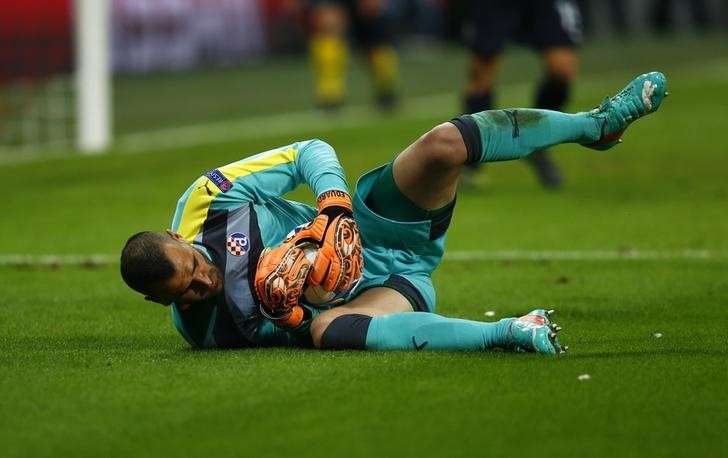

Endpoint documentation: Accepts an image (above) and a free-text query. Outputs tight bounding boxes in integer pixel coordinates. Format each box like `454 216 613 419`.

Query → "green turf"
2 37 728 457
112 35 728 135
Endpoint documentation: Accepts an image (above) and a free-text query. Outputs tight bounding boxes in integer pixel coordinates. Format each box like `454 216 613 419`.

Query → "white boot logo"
642 80 656 111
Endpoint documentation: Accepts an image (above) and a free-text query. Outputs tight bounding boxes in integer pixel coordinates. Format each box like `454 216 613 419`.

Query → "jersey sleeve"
171 139 349 242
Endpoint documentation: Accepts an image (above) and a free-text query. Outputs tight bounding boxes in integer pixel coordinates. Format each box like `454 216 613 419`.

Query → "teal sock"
453 109 602 163
365 312 513 351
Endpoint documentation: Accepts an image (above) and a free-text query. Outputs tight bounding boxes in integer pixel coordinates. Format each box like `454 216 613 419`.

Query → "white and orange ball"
300 244 357 305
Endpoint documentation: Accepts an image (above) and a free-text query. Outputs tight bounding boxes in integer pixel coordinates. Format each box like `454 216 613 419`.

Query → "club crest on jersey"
226 232 249 256
204 169 232 193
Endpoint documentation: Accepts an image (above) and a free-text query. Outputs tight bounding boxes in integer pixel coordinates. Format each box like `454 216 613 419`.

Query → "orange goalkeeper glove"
254 243 311 328
286 190 363 294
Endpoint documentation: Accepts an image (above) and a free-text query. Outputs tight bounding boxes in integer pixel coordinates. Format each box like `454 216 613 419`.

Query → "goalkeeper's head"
120 230 223 308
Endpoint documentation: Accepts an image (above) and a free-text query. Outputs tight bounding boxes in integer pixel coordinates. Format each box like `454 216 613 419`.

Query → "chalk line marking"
3 57 728 165
1 249 726 267
443 249 726 261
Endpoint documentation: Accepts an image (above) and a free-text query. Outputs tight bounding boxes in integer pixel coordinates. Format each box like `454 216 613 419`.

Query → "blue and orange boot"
506 309 566 355
583 71 668 151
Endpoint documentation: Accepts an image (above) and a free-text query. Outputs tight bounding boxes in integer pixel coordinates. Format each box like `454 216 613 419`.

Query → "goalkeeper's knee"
313 313 372 349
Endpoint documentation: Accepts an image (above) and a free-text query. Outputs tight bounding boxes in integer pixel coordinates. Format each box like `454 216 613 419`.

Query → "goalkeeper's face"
150 239 224 308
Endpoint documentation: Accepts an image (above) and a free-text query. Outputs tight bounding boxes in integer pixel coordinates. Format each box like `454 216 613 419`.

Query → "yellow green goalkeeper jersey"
169 139 349 349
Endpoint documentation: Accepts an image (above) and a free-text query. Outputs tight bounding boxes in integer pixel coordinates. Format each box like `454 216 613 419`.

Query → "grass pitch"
1 37 727 457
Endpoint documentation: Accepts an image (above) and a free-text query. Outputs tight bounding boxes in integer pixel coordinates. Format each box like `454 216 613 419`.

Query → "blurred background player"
461 0 583 189
651 0 712 34
575 0 629 37
309 0 399 111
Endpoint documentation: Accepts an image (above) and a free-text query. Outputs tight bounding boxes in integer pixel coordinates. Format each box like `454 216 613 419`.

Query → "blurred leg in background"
354 0 400 110
461 0 510 184
652 0 712 34
310 1 349 110
309 0 399 111
607 0 629 35
575 0 628 37
652 0 674 34
463 0 582 189
529 0 582 189
686 0 711 31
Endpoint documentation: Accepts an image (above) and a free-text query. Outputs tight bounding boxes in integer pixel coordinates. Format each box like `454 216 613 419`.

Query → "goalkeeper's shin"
320 312 512 351
450 109 601 164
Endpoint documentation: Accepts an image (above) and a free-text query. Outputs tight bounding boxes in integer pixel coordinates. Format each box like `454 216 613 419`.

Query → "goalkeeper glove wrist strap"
317 189 353 217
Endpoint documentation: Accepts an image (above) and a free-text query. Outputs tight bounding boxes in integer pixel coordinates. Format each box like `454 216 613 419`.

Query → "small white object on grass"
653 332 663 338
484 310 496 317
578 374 591 381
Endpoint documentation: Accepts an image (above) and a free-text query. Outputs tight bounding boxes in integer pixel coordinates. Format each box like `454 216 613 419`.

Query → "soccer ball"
300 243 356 305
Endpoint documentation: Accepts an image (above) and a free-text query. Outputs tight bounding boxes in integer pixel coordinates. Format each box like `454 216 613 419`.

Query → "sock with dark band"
462 92 493 170
320 313 513 351
367 313 513 351
451 109 601 164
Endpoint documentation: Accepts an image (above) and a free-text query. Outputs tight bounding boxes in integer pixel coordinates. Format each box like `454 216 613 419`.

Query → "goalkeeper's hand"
287 190 363 294
254 243 311 328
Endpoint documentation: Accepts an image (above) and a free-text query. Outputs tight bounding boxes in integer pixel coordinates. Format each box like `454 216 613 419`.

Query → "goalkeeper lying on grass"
120 72 667 354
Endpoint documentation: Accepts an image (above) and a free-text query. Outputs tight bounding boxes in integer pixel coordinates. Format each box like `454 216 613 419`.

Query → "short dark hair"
120 231 176 295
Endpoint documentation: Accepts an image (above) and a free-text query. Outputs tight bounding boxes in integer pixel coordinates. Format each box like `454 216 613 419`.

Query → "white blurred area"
112 0 266 73
0 0 269 155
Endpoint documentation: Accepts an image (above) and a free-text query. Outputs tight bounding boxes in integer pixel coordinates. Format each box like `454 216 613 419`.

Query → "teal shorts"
347 165 453 313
